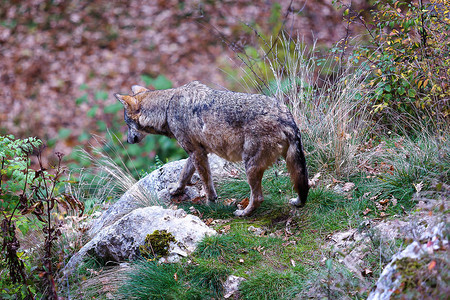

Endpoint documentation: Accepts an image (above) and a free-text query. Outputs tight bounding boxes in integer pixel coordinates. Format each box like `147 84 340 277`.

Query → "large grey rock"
65 206 216 272
89 154 233 236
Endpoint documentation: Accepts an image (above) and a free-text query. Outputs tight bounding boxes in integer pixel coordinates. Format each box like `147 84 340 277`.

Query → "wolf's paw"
168 183 184 196
233 209 252 217
233 209 246 217
289 197 304 207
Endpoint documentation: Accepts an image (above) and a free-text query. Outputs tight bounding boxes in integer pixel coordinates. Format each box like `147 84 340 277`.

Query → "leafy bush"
336 0 450 128
0 135 83 299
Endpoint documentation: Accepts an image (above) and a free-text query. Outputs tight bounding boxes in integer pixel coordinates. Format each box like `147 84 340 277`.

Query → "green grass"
239 268 304 300
117 260 229 299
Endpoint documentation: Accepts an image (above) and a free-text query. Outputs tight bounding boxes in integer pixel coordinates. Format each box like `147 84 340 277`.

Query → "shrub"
336 0 450 129
0 135 83 299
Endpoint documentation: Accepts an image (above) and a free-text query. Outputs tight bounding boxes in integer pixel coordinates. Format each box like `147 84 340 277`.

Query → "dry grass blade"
66 133 160 210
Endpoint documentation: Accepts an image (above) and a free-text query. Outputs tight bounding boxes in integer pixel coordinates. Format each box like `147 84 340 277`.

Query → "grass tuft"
239 268 304 300
67 134 160 214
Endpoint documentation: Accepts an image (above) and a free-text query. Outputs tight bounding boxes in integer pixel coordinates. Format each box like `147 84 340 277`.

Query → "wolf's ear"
131 85 147 94
115 94 139 111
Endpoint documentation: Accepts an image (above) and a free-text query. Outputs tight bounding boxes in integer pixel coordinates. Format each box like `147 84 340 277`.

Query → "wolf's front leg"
168 156 196 196
191 152 217 202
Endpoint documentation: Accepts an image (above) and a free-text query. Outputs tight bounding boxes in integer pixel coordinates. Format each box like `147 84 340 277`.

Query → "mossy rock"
391 256 449 299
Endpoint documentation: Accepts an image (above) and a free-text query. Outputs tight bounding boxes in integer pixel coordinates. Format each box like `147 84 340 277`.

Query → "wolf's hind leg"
190 152 217 202
168 156 195 196
234 161 266 217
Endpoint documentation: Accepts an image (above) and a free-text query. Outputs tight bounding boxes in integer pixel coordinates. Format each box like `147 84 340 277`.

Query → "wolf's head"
115 85 149 144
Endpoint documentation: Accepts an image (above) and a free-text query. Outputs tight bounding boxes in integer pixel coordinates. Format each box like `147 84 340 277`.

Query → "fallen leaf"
375 202 384 211
282 240 296 247
239 258 244 264
189 206 200 216
239 198 249 209
370 193 381 201
413 182 423 193
223 198 237 206
391 197 397 207
379 199 389 205
191 196 204 204
308 172 321 188
228 169 240 178
362 268 373 277
291 259 296 267
332 177 343 184
253 245 264 253
174 272 178 281
428 260 436 271
363 208 372 215
342 182 355 192
204 218 214 226
220 225 231 234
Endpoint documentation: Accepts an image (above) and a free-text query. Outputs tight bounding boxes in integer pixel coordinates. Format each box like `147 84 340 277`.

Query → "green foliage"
337 0 450 127
139 230 176 260
0 135 41 197
69 75 186 179
0 135 83 299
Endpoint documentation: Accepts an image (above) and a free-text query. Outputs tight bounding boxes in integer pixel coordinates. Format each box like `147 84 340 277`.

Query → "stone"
88 154 232 236
223 275 246 299
64 206 216 273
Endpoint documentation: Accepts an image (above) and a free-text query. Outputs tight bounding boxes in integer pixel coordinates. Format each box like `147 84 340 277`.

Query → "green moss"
139 230 176 259
392 256 449 299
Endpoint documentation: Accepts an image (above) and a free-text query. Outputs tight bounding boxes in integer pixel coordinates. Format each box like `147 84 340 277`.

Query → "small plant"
139 230 176 260
298 257 362 299
0 135 83 299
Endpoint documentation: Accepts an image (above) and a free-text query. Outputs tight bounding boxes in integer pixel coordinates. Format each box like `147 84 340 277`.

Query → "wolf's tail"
285 126 309 207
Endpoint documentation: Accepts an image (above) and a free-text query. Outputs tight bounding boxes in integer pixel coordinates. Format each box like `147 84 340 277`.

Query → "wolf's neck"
139 89 177 137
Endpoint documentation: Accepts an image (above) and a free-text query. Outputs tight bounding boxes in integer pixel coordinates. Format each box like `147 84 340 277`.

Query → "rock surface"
367 222 448 300
65 206 216 272
88 154 233 236
223 275 246 299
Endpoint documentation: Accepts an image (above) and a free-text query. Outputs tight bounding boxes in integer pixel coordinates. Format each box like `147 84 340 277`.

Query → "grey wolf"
115 81 309 216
